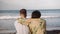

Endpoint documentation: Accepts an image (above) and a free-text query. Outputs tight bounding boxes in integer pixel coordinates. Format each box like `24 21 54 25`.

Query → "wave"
0 16 60 19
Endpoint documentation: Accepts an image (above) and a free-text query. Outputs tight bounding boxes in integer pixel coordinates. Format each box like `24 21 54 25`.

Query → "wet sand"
47 30 60 34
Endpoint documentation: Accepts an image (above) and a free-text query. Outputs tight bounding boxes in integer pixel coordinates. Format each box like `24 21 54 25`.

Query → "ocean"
0 9 60 31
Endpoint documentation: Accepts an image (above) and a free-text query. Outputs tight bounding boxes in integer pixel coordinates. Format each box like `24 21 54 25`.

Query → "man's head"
20 9 27 18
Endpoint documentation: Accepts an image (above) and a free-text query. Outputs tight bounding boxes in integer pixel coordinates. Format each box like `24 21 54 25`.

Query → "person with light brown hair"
14 9 30 34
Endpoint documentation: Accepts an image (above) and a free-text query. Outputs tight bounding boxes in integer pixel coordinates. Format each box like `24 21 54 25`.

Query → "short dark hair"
31 10 41 18
20 9 27 17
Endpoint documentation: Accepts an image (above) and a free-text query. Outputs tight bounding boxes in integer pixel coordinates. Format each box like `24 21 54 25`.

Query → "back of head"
31 10 41 18
20 9 27 17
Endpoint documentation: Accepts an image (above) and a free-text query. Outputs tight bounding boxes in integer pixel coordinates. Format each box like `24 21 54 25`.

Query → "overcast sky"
0 0 60 10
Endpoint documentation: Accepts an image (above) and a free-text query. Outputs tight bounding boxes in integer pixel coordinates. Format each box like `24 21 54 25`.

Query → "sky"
0 0 60 10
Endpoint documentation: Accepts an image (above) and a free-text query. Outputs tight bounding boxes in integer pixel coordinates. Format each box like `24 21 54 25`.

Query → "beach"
0 10 60 34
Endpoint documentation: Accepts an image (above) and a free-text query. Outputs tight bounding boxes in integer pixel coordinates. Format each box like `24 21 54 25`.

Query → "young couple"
14 9 46 34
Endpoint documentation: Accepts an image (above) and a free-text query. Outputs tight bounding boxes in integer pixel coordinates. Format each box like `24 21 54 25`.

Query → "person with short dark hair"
14 9 30 34
26 10 46 34
31 10 41 18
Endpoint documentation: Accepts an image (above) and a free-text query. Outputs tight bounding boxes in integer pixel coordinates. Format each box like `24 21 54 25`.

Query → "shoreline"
0 16 60 19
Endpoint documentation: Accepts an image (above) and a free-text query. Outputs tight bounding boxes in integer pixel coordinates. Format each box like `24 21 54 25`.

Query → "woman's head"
31 10 41 18
20 9 27 18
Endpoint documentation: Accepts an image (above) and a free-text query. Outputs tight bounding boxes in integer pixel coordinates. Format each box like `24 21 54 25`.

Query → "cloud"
0 0 60 10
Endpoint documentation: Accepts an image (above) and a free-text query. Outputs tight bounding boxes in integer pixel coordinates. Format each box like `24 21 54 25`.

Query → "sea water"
0 9 60 30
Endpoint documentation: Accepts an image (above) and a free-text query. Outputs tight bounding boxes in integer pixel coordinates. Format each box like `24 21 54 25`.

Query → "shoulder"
25 18 31 25
15 18 20 23
40 18 46 22
16 18 21 20
26 18 31 21
16 18 22 23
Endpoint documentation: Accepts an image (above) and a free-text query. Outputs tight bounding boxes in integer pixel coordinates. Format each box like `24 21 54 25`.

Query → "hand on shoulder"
25 18 31 25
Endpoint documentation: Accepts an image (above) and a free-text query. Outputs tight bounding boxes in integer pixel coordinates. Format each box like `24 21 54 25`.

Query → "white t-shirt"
14 20 30 34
